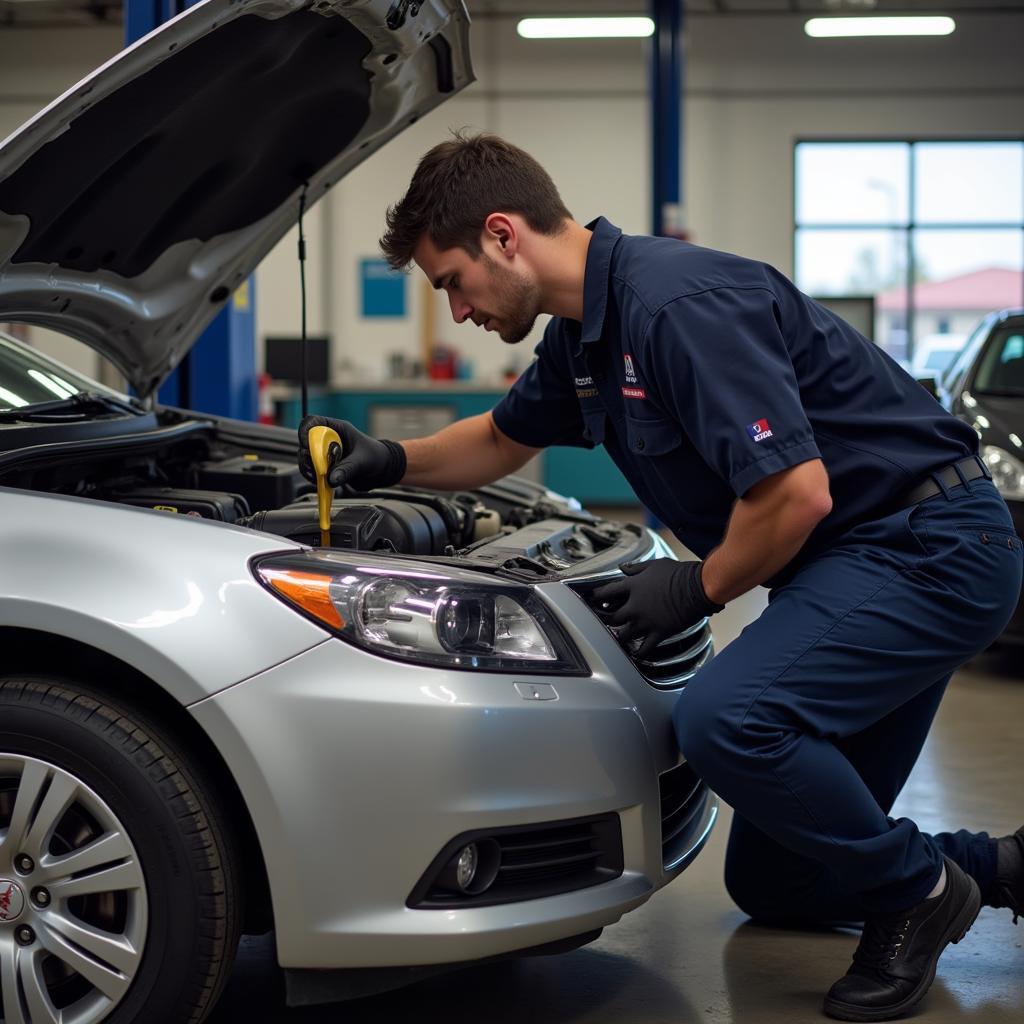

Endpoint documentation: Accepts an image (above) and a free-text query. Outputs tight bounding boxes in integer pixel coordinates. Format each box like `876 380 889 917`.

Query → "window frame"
793 137 1024 360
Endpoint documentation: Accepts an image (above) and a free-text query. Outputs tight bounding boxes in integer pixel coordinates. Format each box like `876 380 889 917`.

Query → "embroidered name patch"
746 418 773 442
576 388 599 399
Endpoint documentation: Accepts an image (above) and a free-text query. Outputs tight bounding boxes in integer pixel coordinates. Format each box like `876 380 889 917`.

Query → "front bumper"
189 580 716 969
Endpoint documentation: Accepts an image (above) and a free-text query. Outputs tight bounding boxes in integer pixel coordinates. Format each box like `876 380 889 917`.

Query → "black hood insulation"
0 10 372 278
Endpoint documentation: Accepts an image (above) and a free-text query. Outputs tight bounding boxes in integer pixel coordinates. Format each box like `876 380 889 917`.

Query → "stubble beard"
480 253 541 345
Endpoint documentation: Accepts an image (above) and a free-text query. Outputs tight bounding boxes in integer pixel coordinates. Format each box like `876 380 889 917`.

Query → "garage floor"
208 515 1024 1024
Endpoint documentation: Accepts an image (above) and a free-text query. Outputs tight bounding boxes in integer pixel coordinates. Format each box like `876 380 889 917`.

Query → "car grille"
409 814 624 909
569 579 714 689
659 760 708 868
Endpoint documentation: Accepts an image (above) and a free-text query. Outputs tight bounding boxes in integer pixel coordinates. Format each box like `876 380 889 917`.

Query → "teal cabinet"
543 444 635 504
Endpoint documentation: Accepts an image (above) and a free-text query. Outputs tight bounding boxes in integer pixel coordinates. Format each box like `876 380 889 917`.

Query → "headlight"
253 555 588 675
981 445 1024 500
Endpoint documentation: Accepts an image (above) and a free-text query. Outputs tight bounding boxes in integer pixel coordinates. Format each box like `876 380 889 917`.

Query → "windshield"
973 322 1024 395
940 316 992 393
922 348 960 373
0 331 123 411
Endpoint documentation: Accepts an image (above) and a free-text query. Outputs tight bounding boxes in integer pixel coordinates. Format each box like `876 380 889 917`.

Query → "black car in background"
938 308 1024 644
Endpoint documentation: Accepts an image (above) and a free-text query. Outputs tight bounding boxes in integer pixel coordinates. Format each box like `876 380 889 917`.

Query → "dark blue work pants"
673 475 1022 916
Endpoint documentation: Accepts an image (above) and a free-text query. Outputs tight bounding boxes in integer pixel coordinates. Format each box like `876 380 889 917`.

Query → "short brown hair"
379 130 572 269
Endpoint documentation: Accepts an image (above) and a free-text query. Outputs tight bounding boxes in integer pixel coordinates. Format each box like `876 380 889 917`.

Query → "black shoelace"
851 915 912 972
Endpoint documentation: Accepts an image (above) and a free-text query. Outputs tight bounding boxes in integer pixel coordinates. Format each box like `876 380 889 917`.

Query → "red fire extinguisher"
258 372 275 425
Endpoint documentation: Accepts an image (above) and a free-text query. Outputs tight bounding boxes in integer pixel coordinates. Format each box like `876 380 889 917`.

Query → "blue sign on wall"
361 259 406 317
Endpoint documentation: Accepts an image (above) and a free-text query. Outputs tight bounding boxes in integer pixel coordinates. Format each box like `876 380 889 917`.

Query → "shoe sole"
822 875 981 1022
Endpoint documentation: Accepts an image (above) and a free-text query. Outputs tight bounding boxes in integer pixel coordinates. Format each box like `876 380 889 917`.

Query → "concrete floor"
208 517 1024 1023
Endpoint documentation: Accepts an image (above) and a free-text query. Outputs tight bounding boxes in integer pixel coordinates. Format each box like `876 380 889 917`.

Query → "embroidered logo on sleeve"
621 354 646 398
746 418 774 442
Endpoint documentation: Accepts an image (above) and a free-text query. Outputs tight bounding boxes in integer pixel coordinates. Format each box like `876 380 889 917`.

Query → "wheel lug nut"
15 854 34 874
31 887 50 908
15 926 34 946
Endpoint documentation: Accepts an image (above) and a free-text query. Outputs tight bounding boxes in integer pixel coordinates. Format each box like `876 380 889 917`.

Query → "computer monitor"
264 335 329 384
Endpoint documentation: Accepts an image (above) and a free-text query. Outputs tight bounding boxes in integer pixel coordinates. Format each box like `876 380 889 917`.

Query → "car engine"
0 415 640 576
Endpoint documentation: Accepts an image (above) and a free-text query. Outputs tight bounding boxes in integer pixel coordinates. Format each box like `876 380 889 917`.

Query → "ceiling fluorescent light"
805 16 956 38
517 17 655 40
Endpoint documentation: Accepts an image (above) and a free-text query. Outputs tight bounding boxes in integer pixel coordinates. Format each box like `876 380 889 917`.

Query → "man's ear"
483 213 518 259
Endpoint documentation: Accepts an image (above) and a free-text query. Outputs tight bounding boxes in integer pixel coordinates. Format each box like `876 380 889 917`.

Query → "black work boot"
991 825 1024 923
823 856 980 1022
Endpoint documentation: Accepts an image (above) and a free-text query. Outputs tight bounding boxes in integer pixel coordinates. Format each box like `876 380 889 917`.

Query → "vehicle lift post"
646 0 685 530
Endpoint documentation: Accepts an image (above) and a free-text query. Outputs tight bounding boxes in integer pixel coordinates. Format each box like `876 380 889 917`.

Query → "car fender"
0 486 327 704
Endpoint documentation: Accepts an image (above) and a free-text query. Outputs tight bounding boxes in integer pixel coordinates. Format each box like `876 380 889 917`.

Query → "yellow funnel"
307 425 341 547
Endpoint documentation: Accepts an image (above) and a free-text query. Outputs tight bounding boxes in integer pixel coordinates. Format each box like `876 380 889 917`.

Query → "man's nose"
449 294 473 324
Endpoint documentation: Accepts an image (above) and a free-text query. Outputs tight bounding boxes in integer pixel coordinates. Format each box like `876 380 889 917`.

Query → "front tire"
0 676 240 1024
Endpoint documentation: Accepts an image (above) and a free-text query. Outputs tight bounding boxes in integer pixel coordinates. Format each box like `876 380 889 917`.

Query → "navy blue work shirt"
491 217 978 577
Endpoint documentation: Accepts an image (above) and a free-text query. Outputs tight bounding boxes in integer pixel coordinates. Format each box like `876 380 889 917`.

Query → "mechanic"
297 132 1023 1021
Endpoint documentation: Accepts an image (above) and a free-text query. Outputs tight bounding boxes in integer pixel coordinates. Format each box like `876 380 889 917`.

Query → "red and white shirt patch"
746 418 773 442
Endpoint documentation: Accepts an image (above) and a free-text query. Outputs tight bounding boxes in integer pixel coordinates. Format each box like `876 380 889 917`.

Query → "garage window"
794 140 1024 371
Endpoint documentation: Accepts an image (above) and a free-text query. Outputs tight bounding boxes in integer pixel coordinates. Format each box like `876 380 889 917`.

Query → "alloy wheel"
0 754 147 1024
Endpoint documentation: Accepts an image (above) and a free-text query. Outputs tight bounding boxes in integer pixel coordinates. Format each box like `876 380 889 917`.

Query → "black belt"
896 455 991 509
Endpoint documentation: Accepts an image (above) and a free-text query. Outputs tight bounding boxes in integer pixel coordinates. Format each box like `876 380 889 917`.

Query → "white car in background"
0 3 716 1023
910 333 967 381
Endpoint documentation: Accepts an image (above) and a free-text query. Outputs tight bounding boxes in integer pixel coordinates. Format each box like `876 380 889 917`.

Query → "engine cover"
240 499 451 554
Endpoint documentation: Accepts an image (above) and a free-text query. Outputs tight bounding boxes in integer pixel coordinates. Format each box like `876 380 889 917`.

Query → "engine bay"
0 413 645 580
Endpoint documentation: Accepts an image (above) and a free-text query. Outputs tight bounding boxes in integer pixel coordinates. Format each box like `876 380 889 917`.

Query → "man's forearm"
701 460 832 604
399 413 537 490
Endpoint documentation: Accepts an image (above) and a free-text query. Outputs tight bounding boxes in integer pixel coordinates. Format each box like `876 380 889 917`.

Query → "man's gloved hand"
297 415 407 491
591 558 724 659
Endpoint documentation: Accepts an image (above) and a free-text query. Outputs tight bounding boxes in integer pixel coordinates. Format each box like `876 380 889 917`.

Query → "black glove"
591 558 723 659
297 415 407 491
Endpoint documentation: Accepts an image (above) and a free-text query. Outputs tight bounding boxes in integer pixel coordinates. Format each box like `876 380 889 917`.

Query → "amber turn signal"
260 567 344 631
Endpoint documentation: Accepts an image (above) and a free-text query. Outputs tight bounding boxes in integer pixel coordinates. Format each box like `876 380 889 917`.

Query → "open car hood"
0 0 472 397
